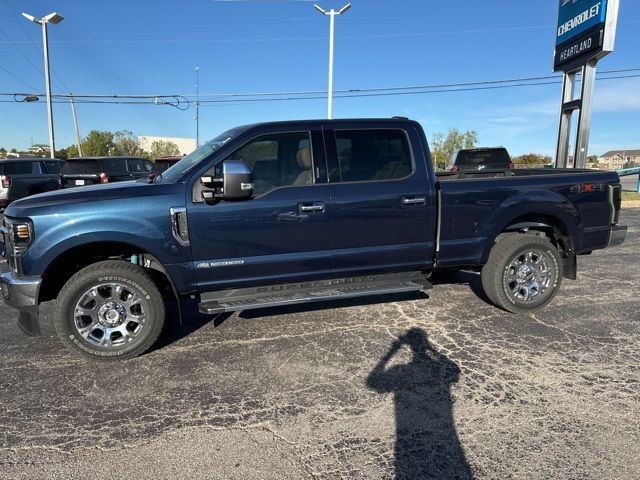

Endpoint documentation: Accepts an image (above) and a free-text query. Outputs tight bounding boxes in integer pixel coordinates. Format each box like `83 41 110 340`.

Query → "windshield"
158 129 242 183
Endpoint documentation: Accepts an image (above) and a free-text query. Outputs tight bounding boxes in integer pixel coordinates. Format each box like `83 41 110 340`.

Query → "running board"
198 271 431 315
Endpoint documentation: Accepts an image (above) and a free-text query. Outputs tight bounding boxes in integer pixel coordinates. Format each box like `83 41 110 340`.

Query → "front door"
325 123 436 275
188 129 331 292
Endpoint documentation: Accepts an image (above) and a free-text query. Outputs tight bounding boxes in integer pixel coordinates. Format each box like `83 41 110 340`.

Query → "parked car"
448 147 514 172
0 158 63 209
149 155 182 180
59 156 153 187
0 118 626 360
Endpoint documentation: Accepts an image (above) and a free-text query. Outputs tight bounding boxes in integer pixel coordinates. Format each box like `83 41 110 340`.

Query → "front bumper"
0 267 42 336
608 224 627 248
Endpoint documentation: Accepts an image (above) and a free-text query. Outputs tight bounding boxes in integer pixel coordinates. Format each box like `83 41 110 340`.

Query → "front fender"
23 209 191 277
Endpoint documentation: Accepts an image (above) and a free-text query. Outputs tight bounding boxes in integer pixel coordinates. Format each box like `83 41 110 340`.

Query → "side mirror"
223 160 253 200
199 160 253 203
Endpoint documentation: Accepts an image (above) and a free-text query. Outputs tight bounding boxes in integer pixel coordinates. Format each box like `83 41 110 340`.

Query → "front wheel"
54 261 165 361
481 233 562 313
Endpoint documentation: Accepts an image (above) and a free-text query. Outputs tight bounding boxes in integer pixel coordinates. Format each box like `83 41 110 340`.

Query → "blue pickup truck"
0 118 627 360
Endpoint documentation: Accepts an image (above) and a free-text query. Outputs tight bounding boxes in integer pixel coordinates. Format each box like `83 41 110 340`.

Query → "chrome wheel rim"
73 283 147 347
503 250 552 303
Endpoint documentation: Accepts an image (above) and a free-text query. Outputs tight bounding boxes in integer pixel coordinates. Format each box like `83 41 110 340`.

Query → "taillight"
450 165 458 173
1 175 11 188
99 172 109 183
508 163 515 171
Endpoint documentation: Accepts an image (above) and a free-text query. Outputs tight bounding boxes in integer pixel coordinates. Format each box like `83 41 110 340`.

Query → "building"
598 150 640 170
138 136 196 156
27 144 50 157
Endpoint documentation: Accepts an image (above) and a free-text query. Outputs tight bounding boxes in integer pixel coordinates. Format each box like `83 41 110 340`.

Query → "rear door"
325 122 436 275
103 158 131 182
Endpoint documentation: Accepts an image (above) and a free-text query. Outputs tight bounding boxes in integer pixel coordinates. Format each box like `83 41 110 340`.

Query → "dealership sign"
554 0 618 71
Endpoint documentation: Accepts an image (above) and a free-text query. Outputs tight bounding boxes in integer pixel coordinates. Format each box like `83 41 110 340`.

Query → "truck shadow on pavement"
367 327 473 480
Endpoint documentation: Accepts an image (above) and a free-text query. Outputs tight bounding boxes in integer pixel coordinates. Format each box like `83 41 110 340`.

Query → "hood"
5 180 168 218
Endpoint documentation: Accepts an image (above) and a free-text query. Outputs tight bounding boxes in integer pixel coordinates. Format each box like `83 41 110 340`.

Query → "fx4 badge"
570 183 605 193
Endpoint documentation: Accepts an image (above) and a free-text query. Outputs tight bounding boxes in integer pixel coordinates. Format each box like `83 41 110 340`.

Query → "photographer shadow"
367 328 473 480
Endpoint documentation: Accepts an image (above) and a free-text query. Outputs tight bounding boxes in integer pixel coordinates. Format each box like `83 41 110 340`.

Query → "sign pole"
555 71 576 168
573 62 598 168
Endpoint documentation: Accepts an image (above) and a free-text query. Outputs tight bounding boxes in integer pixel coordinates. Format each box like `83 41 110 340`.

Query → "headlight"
4 219 33 271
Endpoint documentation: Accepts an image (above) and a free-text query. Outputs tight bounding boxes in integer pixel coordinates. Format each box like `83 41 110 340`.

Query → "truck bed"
435 168 621 268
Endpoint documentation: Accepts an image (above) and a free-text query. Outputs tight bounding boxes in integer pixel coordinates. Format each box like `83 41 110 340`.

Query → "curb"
621 201 640 209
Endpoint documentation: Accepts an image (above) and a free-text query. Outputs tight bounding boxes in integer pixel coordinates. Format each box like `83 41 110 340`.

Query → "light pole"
195 65 200 148
21 12 64 159
69 94 83 156
313 3 351 119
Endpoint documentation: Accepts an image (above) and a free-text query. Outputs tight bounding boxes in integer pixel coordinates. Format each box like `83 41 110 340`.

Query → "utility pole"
22 12 64 159
314 3 351 119
69 94 83 156
195 65 200 148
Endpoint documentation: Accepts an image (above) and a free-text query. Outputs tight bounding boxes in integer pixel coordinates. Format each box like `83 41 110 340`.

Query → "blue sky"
0 0 638 156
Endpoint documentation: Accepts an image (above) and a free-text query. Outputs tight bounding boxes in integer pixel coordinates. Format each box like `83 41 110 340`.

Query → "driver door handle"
298 202 325 213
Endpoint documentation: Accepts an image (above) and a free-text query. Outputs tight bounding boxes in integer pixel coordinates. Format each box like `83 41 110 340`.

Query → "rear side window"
454 149 511 168
128 158 152 173
334 129 413 182
102 158 126 173
41 161 62 174
3 162 33 175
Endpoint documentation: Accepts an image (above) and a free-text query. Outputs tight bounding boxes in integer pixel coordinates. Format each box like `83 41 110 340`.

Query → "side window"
102 158 124 173
128 158 149 173
41 161 62 174
3 162 32 175
223 132 313 196
334 129 413 183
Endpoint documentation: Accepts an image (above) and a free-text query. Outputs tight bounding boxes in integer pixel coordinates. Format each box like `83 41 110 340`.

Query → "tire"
481 233 562 313
54 260 165 361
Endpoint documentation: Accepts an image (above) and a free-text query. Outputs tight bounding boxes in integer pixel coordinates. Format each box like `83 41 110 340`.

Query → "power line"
1 70 639 107
0 62 38 90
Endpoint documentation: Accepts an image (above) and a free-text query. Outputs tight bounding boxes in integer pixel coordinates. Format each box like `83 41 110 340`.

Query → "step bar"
198 271 431 315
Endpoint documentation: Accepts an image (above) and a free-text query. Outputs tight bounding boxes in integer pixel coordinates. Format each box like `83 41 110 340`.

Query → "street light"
22 11 64 159
313 3 351 119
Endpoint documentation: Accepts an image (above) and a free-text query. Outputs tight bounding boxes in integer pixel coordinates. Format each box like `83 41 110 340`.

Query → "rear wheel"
54 260 165 361
481 233 562 313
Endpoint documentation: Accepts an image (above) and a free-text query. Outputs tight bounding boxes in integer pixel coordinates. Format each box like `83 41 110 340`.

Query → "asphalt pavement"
0 210 638 480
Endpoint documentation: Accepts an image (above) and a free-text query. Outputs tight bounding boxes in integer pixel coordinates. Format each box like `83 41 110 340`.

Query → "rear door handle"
402 196 426 206
298 202 325 213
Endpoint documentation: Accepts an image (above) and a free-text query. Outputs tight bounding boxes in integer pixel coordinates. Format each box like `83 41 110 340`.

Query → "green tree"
10 148 17 154
83 130 115 156
55 148 68 160
430 128 478 169
149 140 180 160
66 144 79 158
587 155 599 167
512 153 553 166
430 132 445 169
113 130 146 157
0 147 6 158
